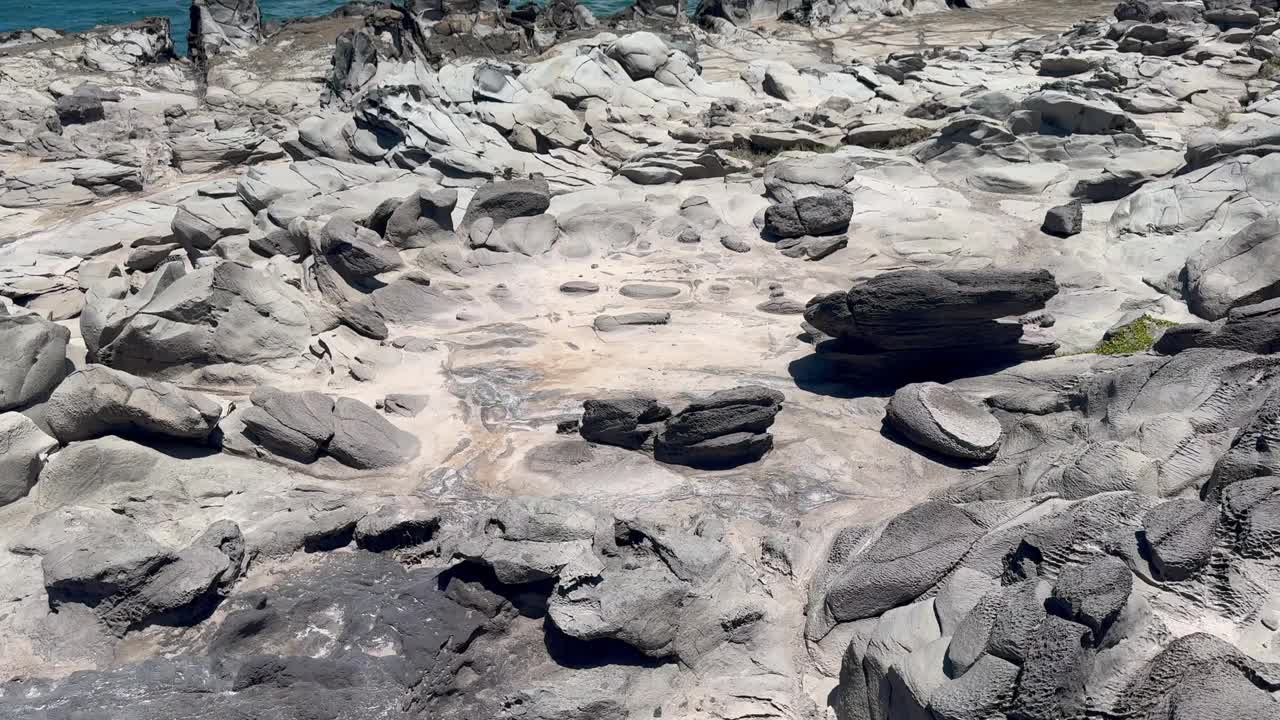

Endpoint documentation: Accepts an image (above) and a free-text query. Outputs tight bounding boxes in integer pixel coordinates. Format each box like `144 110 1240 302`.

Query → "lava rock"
1042 201 1082 237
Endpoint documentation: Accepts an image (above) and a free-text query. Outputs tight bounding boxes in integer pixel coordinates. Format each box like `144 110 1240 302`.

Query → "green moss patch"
1094 315 1178 355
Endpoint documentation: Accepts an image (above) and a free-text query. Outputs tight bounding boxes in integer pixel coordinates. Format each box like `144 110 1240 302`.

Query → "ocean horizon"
0 0 638 54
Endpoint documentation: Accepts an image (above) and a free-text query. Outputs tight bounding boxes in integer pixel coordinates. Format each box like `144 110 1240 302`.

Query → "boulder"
824 502 983 622
1155 298 1280 355
382 188 458 248
606 32 670 80
1046 555 1133 641
319 216 403 281
1141 498 1218 581
1020 90 1142 136
1183 215 1280 320
96 262 311 375
0 412 57 507
823 268 1060 364
172 197 255 255
886 382 1003 461
45 365 223 444
55 94 105 125
354 505 438 551
240 387 336 464
928 653 1019 720
0 313 69 411
42 517 245 635
327 397 420 470
763 192 853 239
580 396 671 449
459 176 550 229
189 0 262 66
653 386 784 469
1042 201 1082 237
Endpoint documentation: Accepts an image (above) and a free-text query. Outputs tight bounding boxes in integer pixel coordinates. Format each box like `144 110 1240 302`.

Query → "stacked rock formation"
580 385 785 468
804 268 1060 378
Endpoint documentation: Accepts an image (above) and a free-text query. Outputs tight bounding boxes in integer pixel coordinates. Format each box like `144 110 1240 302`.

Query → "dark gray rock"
560 280 600 294
460 176 550 229
1142 498 1219 580
383 393 428 417
55 93 105 125
580 396 671 449
824 502 984 622
1042 201 1082 237
1046 555 1133 641
653 430 774 468
1009 615 1093 720
320 216 403 281
354 505 439 551
384 188 458 248
763 192 854 239
0 313 69 411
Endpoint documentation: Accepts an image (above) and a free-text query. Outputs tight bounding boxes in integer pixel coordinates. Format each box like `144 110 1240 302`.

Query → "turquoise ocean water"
0 0 642 54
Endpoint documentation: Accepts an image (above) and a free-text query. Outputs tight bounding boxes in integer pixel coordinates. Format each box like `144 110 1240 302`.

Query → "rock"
42 517 244 635
1021 90 1142 136
240 387 335 464
354 505 439 552
1047 555 1133 641
1183 214 1280 320
125 243 181 272
653 386 784 469
886 382 1003 461
813 269 1060 372
560 280 600 294
55 94 105 125
1042 201 1082 237
0 412 57 507
169 128 284 174
0 313 69 411
1155 298 1280 355
606 32 670 80
580 396 671 449
44 365 223 444
327 397 420 469
79 17 175 72
96 262 311 375
823 502 983 622
190 0 263 66
593 312 671 332
42 529 173 609
171 197 254 255
928 654 1019 720
460 176 550 229
1185 117 1280 171
383 188 458 248
383 393 428 417
761 61 808 101
320 216 403 280
1009 615 1093 720
619 284 680 299
1142 498 1219 581
764 192 853 238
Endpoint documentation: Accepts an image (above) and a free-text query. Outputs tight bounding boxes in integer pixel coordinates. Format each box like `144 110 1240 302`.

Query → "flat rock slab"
620 284 682 299
594 312 672 332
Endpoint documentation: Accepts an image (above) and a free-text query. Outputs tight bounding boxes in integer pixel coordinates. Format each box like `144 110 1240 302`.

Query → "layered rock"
580 386 784 468
804 269 1059 379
